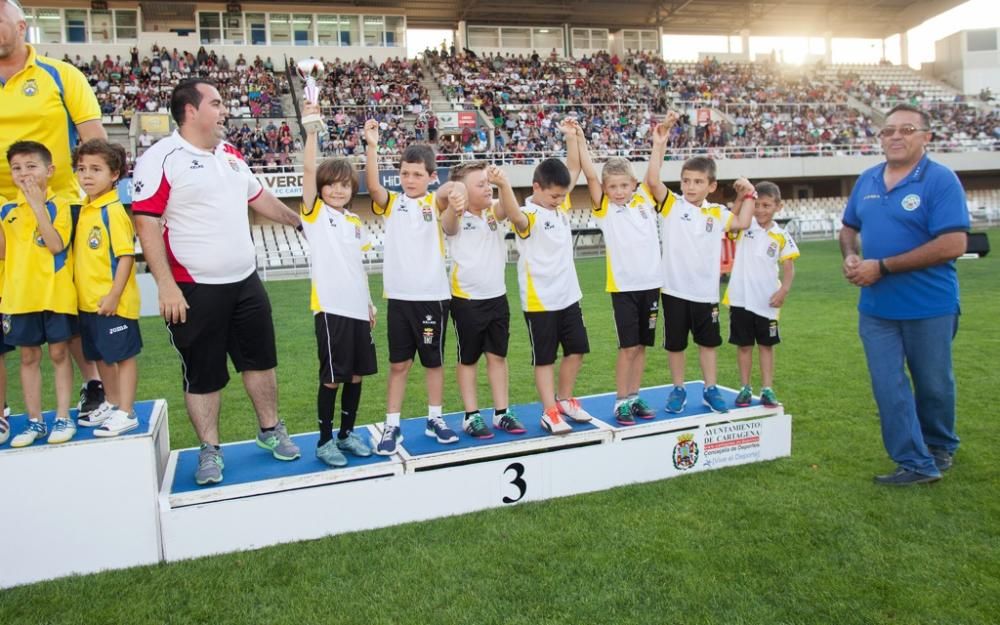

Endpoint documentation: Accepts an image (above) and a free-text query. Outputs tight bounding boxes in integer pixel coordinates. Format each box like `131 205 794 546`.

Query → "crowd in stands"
63 45 289 123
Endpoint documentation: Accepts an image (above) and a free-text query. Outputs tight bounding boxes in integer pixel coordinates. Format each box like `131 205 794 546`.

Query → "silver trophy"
296 58 327 134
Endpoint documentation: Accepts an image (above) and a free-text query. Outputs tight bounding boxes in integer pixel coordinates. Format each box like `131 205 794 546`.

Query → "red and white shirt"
132 130 263 284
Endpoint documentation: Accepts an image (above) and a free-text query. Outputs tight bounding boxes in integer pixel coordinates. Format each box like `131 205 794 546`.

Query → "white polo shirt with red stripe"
132 130 263 284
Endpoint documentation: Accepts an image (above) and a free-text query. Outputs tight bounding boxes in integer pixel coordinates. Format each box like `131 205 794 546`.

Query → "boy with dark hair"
647 123 755 414
302 103 376 467
724 181 799 408
363 119 462 454
505 120 593 435
1 141 78 446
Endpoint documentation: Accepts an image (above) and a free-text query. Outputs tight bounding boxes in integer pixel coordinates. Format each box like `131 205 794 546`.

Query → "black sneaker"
77 380 105 417
873 467 941 486
929 447 953 472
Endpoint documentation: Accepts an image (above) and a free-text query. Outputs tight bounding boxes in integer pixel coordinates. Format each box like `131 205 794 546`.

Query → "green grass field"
1 234 998 625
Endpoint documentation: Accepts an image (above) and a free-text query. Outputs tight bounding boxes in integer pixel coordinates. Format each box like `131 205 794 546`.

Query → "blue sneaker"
375 424 402 456
702 386 729 414
426 416 459 444
665 387 687 413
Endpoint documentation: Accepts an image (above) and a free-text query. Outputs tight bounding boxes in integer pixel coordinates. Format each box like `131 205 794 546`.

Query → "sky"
407 0 1000 68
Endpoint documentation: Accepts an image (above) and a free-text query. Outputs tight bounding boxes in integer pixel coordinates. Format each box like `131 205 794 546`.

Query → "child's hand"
662 110 680 128
18 174 48 211
303 103 323 131
97 293 120 316
369 303 378 329
733 177 755 196
558 118 578 136
363 119 379 145
449 186 467 217
486 165 507 186
651 122 672 146
769 288 788 308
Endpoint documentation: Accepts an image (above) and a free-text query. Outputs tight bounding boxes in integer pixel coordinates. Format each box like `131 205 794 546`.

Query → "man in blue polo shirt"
840 103 969 486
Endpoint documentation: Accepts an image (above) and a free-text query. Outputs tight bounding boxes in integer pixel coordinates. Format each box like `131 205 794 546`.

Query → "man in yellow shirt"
0 0 108 416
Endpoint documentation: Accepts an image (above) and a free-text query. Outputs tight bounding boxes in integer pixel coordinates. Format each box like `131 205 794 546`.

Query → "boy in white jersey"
363 119 461 454
647 122 755 414
724 181 799 409
440 161 527 438
578 112 680 425
506 147 594 435
302 104 377 467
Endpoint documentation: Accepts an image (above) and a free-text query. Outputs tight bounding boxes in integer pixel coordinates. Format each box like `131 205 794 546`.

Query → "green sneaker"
462 411 495 439
735 385 753 408
493 410 526 434
761 388 780 408
614 400 636 426
256 420 301 461
316 439 348 467
336 431 373 457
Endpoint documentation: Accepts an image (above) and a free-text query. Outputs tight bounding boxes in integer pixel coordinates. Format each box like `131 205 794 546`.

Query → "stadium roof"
268 0 966 38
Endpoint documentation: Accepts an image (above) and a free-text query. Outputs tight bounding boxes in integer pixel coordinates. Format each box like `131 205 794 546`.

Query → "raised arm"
646 111 679 204
363 120 389 208
439 181 466 236
729 177 756 232
487 165 518 223
301 102 322 210
559 118 581 193
576 122 603 208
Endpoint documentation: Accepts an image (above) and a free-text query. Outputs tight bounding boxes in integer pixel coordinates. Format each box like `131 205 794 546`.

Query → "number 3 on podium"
502 462 526 504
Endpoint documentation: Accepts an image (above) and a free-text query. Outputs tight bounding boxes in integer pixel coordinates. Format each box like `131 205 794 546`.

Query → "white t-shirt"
374 190 450 301
514 196 581 312
132 130 263 284
724 219 800 320
447 206 507 300
659 191 734 303
301 198 371 321
592 183 661 293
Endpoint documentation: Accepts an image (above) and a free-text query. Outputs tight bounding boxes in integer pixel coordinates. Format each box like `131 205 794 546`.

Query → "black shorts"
611 289 660 349
2 312 77 347
452 295 510 364
79 312 143 364
662 293 722 352
0 319 15 354
524 301 590 367
729 306 781 347
387 299 450 367
315 312 377 384
167 273 278 394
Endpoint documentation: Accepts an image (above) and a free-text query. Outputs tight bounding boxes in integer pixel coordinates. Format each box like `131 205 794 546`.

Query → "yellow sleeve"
108 203 136 257
516 211 535 239
372 191 397 217
59 61 102 125
658 190 677 216
560 195 572 211
301 197 321 223
637 183 654 205
592 194 608 218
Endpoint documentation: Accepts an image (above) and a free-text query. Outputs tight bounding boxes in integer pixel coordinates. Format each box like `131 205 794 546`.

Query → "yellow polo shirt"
0 190 76 314
74 189 139 319
0 45 102 201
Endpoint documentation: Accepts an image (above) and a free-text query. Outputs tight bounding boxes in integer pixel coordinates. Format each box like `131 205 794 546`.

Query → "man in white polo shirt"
132 78 303 486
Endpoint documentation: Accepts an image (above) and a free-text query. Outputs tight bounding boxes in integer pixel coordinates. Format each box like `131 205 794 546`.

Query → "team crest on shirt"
705 217 715 233
355 224 361 239
33 227 46 247
226 157 241 173
672 433 699 470
22 79 38 97
421 204 432 222
901 194 921 211
767 241 778 258
639 207 649 219
87 226 103 249
487 213 498 231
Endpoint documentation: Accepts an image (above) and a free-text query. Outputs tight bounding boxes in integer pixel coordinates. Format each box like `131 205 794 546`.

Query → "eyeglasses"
878 125 930 138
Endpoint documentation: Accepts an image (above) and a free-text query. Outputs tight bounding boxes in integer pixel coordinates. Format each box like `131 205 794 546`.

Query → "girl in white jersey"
301 103 377 468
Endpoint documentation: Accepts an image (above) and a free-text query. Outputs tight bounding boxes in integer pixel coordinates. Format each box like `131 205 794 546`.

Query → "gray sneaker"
256 420 301 461
336 431 373 457
316 439 348 467
195 444 224 486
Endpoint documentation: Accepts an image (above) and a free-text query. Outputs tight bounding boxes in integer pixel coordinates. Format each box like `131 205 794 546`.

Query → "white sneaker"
47 418 77 444
78 401 114 427
541 407 572 435
3 404 10 418
94 408 139 438
557 397 593 423
10 419 47 448
0 417 9 445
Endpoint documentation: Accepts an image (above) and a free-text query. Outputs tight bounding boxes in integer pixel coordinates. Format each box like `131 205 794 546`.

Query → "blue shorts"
2 312 77 347
79 312 143 364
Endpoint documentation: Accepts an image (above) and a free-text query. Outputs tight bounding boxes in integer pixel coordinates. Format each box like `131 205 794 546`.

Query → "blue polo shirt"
842 154 969 320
